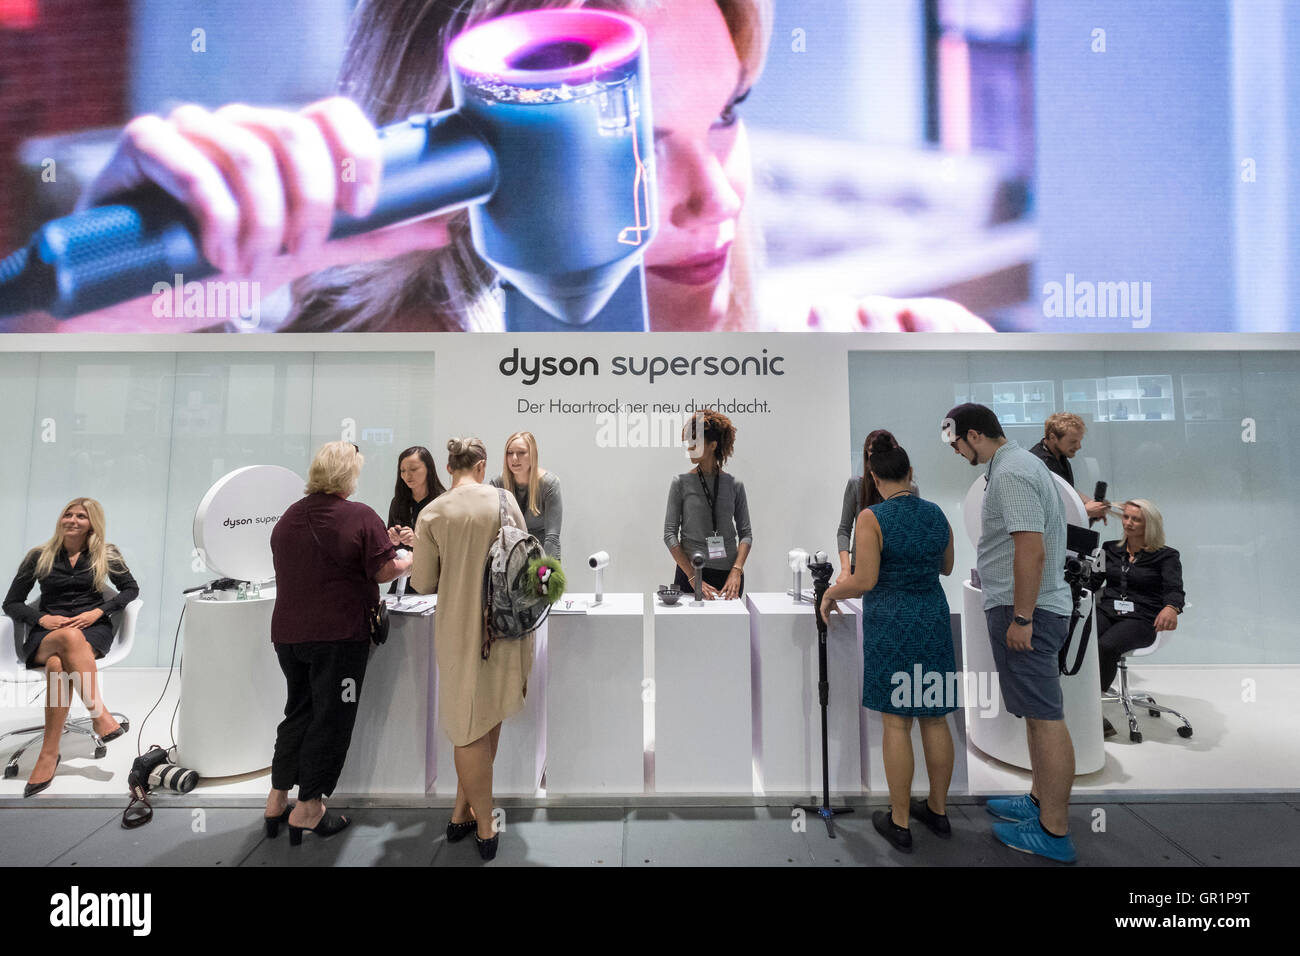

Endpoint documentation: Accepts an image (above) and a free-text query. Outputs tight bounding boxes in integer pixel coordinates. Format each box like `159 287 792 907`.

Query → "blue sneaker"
985 793 1038 822
992 818 1077 864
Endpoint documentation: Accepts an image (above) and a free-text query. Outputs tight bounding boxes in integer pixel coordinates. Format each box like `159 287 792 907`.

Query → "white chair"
0 593 141 778
1103 631 1194 743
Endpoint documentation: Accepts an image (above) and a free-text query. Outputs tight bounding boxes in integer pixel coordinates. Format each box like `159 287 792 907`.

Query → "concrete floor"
3 796 1297 867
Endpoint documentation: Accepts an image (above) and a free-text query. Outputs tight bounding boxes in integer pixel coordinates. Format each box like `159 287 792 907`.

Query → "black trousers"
673 565 745 597
1096 613 1157 693
271 640 370 801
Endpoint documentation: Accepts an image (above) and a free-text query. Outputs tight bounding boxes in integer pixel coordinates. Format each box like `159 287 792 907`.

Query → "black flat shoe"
1103 718 1118 738
264 806 292 838
910 798 952 838
288 809 350 846
24 754 60 798
872 810 913 853
99 719 129 743
446 819 476 843
475 832 499 861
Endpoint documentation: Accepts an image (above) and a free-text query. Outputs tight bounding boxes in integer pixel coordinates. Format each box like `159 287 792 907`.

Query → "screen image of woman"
49 0 992 334
2 498 138 796
663 409 751 600
489 431 562 563
411 437 533 861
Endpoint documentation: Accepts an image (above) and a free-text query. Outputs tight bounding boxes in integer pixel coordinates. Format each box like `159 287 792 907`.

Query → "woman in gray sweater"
491 431 562 562
664 410 752 599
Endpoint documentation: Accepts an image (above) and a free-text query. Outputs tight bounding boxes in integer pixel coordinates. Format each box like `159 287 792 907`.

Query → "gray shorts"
984 605 1070 720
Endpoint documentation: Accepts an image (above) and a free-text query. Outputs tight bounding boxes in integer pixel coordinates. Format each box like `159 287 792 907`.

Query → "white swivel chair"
1103 631 1194 743
0 592 141 778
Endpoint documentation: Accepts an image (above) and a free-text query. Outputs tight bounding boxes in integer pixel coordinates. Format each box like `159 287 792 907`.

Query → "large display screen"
0 0 1295 334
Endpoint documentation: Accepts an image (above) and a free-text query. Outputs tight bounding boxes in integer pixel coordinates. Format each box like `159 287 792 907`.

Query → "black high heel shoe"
100 718 129 744
475 832 499 861
446 818 476 843
24 754 60 798
288 809 351 846
264 806 293 838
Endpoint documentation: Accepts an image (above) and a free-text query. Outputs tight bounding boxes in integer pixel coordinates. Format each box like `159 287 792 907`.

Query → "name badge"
1114 599 1135 614
706 535 726 560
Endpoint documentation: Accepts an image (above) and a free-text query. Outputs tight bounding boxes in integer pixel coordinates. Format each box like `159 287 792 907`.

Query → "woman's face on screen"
638 0 752 331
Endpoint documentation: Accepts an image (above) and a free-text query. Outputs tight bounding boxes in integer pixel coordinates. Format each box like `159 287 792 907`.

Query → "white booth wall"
0 340 1295 669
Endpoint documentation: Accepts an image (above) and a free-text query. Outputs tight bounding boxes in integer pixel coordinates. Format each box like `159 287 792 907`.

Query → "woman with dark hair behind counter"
836 429 918 584
386 445 446 593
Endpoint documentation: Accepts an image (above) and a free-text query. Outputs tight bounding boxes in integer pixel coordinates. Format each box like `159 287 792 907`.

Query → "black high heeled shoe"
24 754 60 798
446 818 476 843
475 832 499 861
288 809 350 846
264 806 293 838
99 718 129 744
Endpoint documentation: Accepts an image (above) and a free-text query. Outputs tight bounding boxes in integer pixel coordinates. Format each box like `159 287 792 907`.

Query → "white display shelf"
1063 375 1175 422
955 379 1054 426
1180 372 1231 422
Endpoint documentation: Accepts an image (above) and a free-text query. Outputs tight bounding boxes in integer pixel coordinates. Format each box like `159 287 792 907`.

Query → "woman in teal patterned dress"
823 432 955 853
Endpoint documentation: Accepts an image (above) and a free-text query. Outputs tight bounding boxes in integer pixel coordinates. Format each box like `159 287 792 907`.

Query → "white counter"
652 596 753 793
545 592 645 794
745 591 864 795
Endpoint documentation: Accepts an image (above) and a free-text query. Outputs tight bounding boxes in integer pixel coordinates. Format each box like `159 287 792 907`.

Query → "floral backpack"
481 488 564 659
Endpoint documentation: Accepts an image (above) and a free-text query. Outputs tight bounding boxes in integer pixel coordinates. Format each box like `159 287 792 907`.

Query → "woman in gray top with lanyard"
664 409 752 599
837 429 917 584
490 431 562 562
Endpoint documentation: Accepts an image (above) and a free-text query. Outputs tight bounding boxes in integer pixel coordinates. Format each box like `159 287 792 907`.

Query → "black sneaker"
910 798 952 838
1103 718 1117 738
872 810 913 852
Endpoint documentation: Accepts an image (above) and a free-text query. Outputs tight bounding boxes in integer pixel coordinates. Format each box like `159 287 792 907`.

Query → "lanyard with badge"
696 466 726 560
1113 552 1136 614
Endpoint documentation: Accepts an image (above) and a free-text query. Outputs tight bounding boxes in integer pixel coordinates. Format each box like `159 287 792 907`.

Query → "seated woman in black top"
1094 498 1185 702
3 498 139 795
385 445 446 594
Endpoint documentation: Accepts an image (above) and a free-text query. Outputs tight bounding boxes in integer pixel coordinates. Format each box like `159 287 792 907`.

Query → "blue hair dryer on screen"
0 10 656 331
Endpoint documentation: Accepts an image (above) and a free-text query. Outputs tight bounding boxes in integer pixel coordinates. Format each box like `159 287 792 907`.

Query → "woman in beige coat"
411 437 531 860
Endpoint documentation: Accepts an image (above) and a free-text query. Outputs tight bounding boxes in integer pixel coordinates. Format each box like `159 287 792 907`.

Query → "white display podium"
545 592 645 794
335 604 434 795
432 617 548 796
177 590 282 777
745 592 864 795
653 597 752 793
962 581 1105 775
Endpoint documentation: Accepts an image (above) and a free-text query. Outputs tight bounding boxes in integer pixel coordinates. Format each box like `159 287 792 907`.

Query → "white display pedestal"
432 618 548 796
962 581 1105 775
335 605 433 795
653 597 752 793
177 591 282 778
545 593 645 794
746 592 864 795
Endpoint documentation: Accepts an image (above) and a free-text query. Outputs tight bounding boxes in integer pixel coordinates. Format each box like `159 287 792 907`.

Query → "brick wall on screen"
0 0 129 250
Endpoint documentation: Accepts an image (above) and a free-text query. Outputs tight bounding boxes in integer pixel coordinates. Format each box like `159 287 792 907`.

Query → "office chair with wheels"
0 594 141 778
1103 632 1194 743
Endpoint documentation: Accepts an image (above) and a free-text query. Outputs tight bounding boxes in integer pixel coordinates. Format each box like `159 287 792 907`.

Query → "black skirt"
22 620 113 668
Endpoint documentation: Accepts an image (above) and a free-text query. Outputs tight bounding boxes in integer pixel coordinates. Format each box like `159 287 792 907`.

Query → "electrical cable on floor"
136 602 185 759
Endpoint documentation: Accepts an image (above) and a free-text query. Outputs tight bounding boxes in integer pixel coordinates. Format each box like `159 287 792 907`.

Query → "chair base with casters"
1 594 142 783
1 714 131 777
1102 633 1193 743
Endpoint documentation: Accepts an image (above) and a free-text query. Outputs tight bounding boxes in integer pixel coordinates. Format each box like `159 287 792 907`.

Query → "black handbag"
304 507 389 646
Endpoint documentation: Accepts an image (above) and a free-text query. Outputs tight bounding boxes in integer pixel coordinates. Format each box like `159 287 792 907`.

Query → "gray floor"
2 796 1298 866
